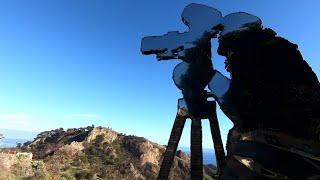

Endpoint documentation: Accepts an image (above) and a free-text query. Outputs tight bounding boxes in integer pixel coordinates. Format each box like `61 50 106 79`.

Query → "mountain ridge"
0 126 217 179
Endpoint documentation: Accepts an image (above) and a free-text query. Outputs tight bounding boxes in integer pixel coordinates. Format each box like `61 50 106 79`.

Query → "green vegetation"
95 134 105 144
79 155 89 164
203 172 215 180
75 171 94 180
85 143 113 165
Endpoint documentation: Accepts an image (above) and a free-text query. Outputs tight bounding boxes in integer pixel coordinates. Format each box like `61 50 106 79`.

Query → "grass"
203 173 215 180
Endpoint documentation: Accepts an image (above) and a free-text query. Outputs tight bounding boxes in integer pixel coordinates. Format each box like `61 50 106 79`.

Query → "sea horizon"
178 147 217 165
0 138 31 148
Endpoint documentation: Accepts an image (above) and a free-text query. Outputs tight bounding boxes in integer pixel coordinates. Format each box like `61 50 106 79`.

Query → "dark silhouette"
141 4 226 180
217 26 320 179
141 3 320 179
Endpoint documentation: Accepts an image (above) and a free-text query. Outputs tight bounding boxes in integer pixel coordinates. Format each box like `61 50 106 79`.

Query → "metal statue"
141 2 320 180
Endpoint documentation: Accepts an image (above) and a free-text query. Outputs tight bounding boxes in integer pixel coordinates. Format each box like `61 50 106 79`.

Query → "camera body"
141 3 222 61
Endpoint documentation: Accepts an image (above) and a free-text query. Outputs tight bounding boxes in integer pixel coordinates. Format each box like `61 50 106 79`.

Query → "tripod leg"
209 104 226 174
158 114 187 180
191 117 203 180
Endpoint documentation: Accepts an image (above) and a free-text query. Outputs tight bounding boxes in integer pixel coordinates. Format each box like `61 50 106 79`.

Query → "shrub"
79 155 89 164
100 167 107 178
75 171 94 180
61 173 72 180
95 134 105 145
75 171 87 179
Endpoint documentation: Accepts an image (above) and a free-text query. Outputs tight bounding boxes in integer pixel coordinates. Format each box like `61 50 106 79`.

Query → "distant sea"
0 138 31 148
178 147 216 165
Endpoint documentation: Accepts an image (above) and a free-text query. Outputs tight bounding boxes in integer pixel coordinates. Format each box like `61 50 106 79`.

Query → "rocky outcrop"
124 136 165 166
58 141 84 157
86 127 118 144
0 149 33 177
0 152 17 170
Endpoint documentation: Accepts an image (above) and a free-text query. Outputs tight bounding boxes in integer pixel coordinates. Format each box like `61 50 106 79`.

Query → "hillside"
0 126 217 180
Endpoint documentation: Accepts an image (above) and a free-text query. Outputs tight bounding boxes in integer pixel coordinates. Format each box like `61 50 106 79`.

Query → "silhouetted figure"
215 26 320 179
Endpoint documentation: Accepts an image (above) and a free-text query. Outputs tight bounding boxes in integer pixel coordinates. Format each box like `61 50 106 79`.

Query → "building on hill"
0 134 4 145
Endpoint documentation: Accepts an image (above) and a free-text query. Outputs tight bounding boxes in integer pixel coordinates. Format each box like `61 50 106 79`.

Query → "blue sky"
0 0 319 148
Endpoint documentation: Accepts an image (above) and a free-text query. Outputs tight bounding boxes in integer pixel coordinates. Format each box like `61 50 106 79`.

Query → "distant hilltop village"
0 133 4 145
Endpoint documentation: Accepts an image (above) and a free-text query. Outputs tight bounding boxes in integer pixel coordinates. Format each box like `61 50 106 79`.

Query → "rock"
124 136 165 166
58 141 84 157
126 163 145 180
86 127 118 144
16 152 33 160
203 164 217 176
176 150 190 161
0 150 33 176
0 153 16 170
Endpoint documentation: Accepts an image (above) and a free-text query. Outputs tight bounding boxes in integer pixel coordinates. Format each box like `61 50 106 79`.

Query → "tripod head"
178 90 216 118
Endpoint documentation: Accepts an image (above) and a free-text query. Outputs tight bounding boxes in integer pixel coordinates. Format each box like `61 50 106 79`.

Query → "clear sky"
0 0 319 148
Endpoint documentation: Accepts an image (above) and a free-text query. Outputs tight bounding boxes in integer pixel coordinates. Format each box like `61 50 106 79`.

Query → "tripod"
158 100 226 180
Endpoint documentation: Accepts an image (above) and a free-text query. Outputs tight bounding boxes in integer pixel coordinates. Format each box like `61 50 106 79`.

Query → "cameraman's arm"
208 70 241 126
208 70 230 104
